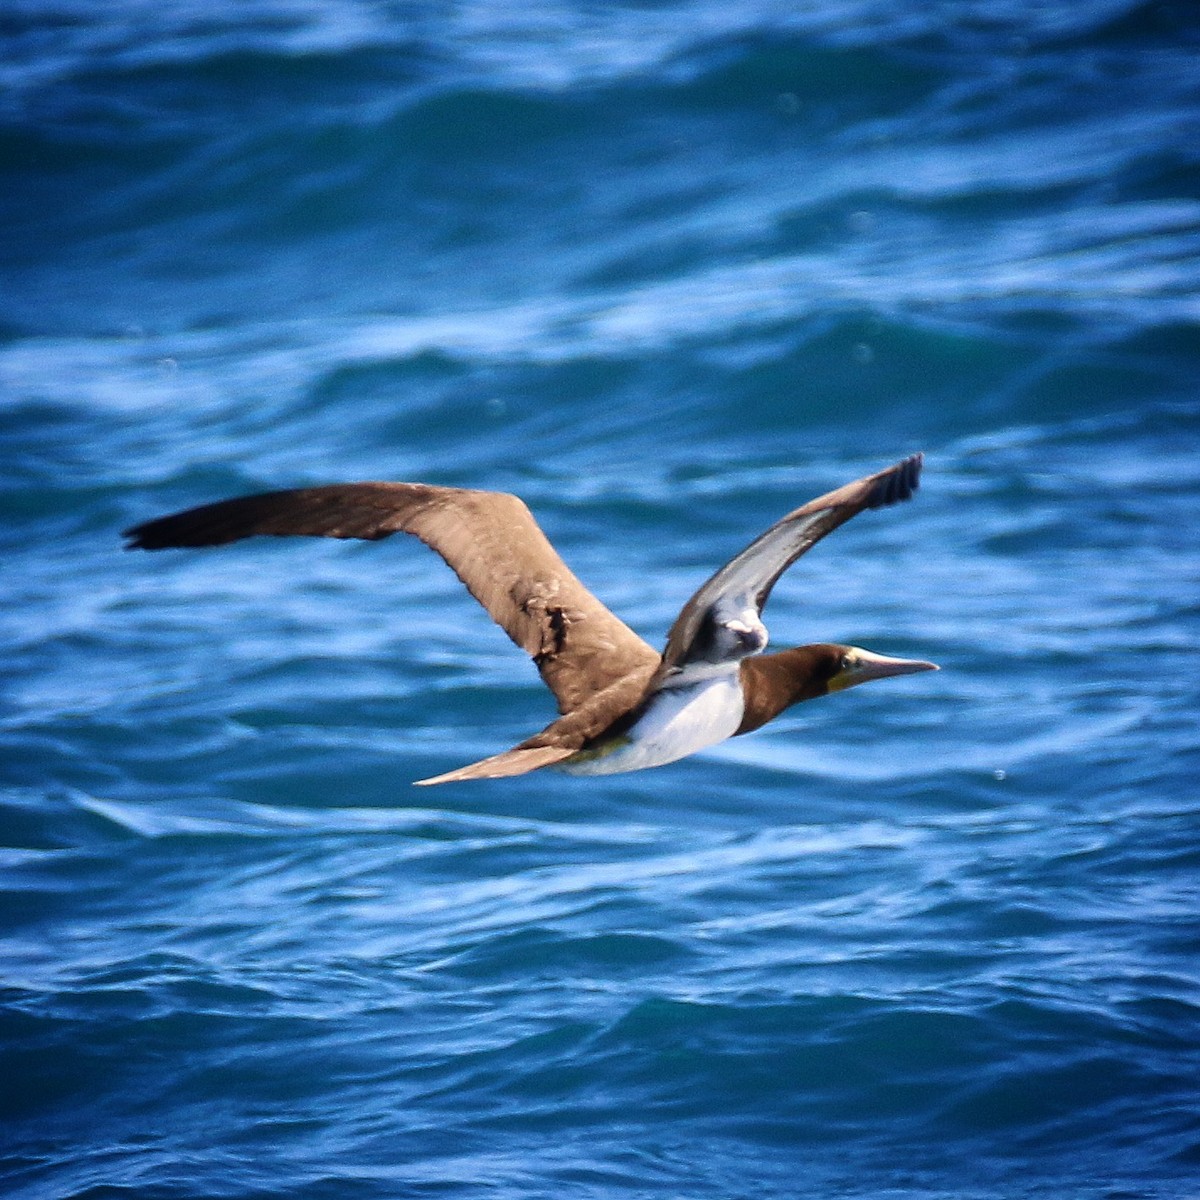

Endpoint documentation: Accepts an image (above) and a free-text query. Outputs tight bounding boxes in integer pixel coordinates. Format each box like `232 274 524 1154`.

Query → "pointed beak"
828 648 939 692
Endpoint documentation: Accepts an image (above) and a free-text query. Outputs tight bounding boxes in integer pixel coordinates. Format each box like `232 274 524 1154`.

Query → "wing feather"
124 483 660 715
660 453 923 669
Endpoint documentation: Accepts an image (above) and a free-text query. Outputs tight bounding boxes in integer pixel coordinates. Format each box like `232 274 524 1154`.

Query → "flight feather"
124 483 660 716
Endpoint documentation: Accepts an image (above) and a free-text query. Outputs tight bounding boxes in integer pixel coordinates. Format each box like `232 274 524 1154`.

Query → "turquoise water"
3 2 1199 1197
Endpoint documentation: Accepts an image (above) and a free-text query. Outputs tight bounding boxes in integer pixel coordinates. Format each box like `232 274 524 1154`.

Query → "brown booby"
124 454 936 785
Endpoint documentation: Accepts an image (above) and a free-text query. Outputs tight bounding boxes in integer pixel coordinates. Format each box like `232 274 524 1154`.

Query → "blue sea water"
2 1 1200 1196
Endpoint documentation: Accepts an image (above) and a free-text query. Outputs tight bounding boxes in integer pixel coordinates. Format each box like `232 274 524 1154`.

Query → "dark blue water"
3 2 1199 1197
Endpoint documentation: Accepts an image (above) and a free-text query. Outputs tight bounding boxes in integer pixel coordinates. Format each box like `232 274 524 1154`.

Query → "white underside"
558 667 745 776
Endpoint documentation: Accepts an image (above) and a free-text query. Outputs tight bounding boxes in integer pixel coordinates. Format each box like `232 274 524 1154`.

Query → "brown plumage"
125 482 661 718
736 646 846 735
124 454 935 785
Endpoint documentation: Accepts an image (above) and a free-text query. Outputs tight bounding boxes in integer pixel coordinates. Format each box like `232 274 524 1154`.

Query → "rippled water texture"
2 2 1199 1197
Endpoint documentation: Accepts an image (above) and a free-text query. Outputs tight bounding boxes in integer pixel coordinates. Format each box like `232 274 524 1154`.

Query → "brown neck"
735 645 842 735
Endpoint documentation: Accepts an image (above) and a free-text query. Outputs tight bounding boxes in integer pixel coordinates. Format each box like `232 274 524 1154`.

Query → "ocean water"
2 1 1199 1196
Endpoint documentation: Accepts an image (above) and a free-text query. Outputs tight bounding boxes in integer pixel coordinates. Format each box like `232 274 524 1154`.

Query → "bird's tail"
413 743 577 786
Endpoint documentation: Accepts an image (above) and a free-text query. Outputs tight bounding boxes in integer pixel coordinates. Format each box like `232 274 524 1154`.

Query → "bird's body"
124 454 936 785
560 666 746 776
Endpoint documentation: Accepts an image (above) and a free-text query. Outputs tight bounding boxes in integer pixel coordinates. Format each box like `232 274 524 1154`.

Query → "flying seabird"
124 454 936 785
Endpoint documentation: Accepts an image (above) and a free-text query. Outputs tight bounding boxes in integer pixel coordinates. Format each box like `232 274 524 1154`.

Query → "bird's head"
734 642 939 735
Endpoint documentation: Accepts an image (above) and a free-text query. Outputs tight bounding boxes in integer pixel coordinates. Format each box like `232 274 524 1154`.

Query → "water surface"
2 2 1199 1197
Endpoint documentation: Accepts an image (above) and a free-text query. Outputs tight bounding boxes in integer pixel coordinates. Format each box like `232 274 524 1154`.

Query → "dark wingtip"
868 452 924 509
122 517 189 551
121 512 230 550
122 522 154 551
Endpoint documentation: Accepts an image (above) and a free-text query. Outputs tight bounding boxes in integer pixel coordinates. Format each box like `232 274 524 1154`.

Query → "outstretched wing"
124 483 660 716
660 453 924 670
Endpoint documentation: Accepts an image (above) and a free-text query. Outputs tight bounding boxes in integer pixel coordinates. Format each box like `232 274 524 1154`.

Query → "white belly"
558 669 745 776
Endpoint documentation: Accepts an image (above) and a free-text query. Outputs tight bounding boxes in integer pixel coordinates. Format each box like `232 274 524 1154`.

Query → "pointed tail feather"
414 744 577 786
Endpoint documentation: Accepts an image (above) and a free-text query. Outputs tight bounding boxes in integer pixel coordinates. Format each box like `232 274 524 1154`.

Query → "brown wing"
660 454 923 670
124 483 661 716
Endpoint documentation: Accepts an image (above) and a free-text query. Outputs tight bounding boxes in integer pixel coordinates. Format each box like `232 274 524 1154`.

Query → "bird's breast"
558 669 745 776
